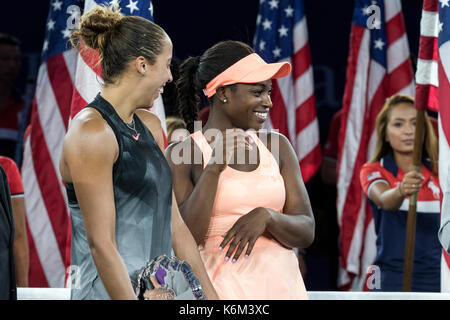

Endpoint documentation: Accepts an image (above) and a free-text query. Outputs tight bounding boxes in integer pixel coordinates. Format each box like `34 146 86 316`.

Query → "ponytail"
177 56 200 133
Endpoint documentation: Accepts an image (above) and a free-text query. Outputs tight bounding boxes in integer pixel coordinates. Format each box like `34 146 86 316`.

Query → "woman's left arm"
137 110 219 300
220 132 315 261
265 132 315 248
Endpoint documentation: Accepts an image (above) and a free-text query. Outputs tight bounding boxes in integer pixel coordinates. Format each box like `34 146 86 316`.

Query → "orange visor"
203 53 292 98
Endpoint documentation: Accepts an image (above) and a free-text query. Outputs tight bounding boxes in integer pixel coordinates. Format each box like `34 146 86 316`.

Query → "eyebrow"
245 83 271 90
391 117 416 121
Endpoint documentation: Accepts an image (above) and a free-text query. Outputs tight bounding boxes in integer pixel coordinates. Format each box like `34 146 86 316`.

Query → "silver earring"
223 98 227 103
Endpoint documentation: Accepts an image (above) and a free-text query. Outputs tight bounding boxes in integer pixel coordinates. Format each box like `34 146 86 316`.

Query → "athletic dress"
360 152 441 292
66 94 173 300
191 130 308 300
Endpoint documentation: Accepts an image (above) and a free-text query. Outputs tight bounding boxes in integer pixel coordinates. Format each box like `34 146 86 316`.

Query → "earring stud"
223 98 227 103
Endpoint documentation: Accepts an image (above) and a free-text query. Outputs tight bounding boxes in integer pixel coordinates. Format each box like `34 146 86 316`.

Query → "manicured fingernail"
244 254 249 259
224 256 229 262
218 246 223 251
232 259 236 263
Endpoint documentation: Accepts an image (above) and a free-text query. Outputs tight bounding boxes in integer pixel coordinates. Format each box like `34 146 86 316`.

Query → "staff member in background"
360 94 441 292
0 34 24 159
0 162 16 299
166 117 189 145
0 156 29 288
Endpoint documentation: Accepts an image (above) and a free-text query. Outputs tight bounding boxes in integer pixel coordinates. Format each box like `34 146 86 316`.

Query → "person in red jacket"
360 94 440 292
0 156 29 287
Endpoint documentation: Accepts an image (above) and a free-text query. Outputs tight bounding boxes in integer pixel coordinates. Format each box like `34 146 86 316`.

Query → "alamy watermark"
365 265 381 290
365 4 381 30
65 265 81 289
66 5 81 30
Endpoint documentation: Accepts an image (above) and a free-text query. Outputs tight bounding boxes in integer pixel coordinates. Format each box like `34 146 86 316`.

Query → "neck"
101 84 138 123
202 104 234 132
393 151 414 172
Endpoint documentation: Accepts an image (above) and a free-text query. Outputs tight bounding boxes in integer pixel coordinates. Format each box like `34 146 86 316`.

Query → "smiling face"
224 80 273 130
140 35 173 107
385 102 417 155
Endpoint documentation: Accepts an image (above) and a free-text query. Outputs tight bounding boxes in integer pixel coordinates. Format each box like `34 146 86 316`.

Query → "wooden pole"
402 109 426 291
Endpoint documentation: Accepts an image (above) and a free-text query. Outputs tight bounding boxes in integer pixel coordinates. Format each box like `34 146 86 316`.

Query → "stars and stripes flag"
21 0 83 287
337 0 414 290
415 0 450 292
253 0 321 183
22 0 165 288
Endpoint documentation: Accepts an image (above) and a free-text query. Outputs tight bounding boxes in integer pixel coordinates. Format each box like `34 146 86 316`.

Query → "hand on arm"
220 133 315 263
165 129 253 244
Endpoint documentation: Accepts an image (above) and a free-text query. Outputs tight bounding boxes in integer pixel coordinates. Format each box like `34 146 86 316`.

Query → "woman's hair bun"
71 5 122 51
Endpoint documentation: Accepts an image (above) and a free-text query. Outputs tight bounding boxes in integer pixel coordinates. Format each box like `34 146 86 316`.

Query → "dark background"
0 0 424 290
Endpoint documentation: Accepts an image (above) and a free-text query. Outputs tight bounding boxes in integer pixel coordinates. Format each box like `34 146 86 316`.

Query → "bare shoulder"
257 130 291 149
135 109 162 133
257 130 293 166
135 109 165 149
65 108 116 146
61 108 118 180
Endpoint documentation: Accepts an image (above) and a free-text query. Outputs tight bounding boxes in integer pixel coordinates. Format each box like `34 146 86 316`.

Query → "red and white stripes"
415 0 450 293
267 14 321 183
337 0 414 290
22 49 78 287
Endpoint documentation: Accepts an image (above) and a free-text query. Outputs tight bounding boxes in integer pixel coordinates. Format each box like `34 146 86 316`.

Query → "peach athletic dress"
191 130 308 300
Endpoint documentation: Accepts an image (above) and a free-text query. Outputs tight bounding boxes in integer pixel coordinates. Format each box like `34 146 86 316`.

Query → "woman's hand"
219 207 272 263
398 170 425 196
206 129 254 173
143 275 175 300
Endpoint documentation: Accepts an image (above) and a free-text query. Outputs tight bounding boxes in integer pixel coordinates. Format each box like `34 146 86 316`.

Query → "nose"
404 122 415 135
263 92 273 109
167 68 173 83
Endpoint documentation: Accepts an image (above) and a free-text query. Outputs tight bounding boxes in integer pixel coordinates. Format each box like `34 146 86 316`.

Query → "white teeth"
254 112 268 119
158 87 164 94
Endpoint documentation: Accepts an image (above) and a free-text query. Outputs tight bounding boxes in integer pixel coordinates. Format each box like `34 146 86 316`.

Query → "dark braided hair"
176 40 254 132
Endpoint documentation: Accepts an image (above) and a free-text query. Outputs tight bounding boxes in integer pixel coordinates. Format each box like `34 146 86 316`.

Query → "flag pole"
401 108 426 291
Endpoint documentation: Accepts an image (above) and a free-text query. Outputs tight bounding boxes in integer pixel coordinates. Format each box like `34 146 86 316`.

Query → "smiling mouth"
254 111 268 121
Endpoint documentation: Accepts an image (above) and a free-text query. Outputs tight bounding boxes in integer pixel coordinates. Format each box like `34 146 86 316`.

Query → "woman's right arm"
366 171 424 211
165 130 252 244
61 115 136 300
165 139 222 244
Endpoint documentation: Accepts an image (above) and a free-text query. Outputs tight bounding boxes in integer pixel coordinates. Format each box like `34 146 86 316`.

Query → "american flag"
21 0 83 287
22 0 165 288
415 0 450 292
337 0 414 290
253 0 321 183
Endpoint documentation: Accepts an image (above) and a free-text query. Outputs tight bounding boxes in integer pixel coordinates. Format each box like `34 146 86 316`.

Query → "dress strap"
246 131 278 170
190 131 213 169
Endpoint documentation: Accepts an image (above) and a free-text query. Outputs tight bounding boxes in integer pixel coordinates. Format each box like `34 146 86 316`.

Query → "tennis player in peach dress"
166 41 314 299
